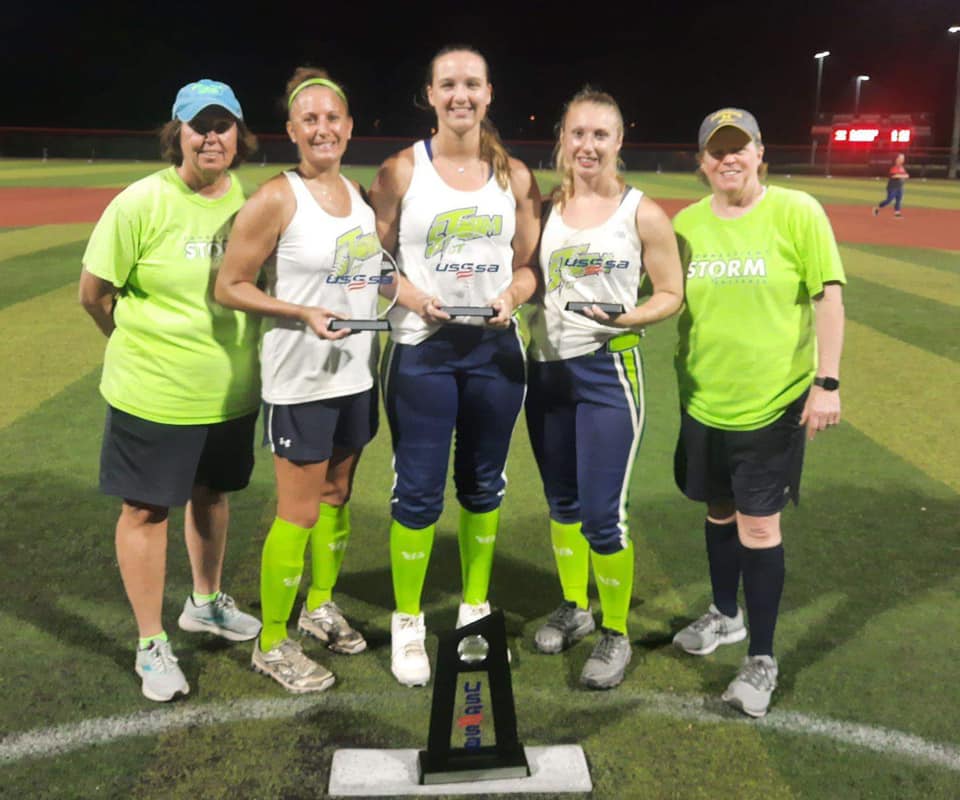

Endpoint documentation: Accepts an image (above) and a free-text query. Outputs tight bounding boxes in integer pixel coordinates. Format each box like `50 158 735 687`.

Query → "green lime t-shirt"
672 185 845 430
83 167 260 424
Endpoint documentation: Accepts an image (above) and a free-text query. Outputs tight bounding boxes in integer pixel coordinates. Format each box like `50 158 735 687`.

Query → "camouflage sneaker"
534 601 595 654
722 655 778 718
580 628 632 689
298 601 367 654
252 638 335 693
178 592 261 642
672 604 746 656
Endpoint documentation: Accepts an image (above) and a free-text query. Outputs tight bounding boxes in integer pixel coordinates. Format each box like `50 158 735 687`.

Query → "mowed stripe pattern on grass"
0 223 93 260
1 163 958 799
0 285 105 429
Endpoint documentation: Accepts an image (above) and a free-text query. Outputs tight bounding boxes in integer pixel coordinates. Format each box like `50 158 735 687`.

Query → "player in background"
369 44 541 687
78 79 261 702
525 88 683 689
216 68 380 693
873 153 909 218
671 108 846 717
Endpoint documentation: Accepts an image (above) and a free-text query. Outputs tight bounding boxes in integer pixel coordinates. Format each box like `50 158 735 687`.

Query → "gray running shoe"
298 601 367 654
672 604 746 655
580 628 632 689
534 601 595 654
178 592 261 642
252 638 335 693
722 655 778 718
135 639 189 702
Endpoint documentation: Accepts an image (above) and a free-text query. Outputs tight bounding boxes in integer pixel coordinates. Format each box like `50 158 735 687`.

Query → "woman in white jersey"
369 45 541 687
78 79 262 703
671 109 845 717
217 68 381 693
526 88 683 689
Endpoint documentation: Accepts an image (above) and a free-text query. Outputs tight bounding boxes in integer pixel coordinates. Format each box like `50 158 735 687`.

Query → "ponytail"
480 117 511 190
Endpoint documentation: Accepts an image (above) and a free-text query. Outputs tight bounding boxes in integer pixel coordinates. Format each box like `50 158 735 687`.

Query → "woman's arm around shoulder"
368 148 414 255
592 194 683 331
488 158 541 328
368 147 451 323
215 174 348 340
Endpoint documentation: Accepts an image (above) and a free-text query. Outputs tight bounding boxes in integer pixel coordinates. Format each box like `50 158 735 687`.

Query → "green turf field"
1 160 959 799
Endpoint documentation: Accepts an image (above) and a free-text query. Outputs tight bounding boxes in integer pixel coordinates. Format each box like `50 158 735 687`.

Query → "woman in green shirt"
671 108 846 718
78 79 262 703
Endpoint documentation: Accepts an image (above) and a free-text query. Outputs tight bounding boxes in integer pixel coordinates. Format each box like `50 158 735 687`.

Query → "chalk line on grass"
2 688 959 774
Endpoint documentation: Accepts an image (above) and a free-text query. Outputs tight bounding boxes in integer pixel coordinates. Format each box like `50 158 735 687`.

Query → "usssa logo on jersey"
546 244 630 291
326 227 383 290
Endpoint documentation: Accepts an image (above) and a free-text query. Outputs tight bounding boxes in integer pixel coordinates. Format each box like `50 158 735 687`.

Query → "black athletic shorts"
674 391 808 517
263 387 379 463
99 406 258 507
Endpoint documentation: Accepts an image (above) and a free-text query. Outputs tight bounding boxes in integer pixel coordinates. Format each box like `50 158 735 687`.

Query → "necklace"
457 166 465 173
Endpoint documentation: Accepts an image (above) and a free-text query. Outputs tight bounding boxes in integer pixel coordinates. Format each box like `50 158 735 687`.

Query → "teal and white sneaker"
722 655 778 718
298 601 367 655
672 604 746 656
178 592 261 642
135 639 189 702
580 628 632 689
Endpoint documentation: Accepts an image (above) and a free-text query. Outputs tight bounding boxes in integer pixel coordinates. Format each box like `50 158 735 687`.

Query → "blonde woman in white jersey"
369 45 541 687
217 68 381 692
525 89 683 689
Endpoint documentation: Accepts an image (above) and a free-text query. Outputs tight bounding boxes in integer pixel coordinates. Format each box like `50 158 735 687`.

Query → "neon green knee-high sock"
550 519 591 609
307 503 350 611
591 542 634 635
390 520 435 615
458 508 499 606
259 517 311 652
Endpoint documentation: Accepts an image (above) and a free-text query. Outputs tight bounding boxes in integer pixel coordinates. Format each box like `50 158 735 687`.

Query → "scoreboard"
811 114 932 153
831 126 912 145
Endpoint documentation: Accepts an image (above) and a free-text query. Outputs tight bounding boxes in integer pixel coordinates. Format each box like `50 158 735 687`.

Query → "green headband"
287 78 348 109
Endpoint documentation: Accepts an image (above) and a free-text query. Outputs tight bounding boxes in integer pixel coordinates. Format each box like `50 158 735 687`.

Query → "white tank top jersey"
528 187 645 362
389 140 517 345
260 171 381 404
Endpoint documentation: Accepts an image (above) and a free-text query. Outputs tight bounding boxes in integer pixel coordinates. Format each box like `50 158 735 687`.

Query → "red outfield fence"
0 127 955 178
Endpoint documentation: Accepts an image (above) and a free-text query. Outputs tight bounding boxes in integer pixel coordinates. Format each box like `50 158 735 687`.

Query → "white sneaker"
456 601 491 628
391 612 430 687
722 655 778 718
456 600 511 662
135 639 189 702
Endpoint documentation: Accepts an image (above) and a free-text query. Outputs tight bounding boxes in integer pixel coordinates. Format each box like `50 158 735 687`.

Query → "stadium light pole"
854 75 870 117
949 26 960 179
814 51 830 118
810 51 830 166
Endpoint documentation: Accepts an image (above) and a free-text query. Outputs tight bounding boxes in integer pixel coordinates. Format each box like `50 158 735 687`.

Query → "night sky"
5 0 959 147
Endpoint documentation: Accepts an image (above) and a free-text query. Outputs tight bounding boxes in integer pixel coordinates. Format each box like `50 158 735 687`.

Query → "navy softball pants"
382 325 526 528
525 344 645 554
